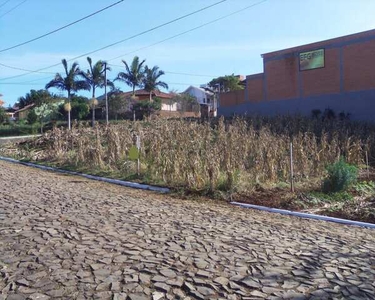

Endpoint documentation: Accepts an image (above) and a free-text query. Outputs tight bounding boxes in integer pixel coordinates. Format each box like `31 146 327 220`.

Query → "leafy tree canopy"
0 93 4 107
16 89 60 109
108 89 132 120
143 65 168 101
170 92 200 113
208 74 244 92
27 110 38 124
0 107 8 124
115 56 146 95
133 98 161 120
57 95 90 120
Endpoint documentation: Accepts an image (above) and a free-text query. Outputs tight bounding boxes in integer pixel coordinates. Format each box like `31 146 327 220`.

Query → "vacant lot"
0 160 374 299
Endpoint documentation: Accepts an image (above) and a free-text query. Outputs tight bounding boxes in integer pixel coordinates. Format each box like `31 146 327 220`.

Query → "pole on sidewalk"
290 142 295 193
104 62 109 125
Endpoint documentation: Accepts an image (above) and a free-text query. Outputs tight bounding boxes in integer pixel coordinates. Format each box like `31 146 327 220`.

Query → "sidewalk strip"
231 201 375 229
0 156 170 193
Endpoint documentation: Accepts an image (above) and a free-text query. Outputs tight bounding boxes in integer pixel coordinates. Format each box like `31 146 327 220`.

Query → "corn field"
6 116 375 191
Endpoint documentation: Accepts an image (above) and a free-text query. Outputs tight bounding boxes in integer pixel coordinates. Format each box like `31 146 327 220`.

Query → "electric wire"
0 0 228 81
0 0 27 18
0 0 125 53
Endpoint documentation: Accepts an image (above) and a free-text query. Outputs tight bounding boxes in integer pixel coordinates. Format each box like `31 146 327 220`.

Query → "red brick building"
219 29 375 121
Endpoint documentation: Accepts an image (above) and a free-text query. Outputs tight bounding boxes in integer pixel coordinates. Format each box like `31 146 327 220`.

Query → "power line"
165 71 214 78
0 62 56 74
0 0 227 81
107 0 268 62
0 0 268 84
0 81 200 87
0 82 45 86
0 0 27 18
0 0 12 9
0 0 125 53
108 63 215 78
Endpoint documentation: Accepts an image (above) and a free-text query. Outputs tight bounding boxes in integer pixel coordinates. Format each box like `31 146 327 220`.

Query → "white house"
183 86 214 105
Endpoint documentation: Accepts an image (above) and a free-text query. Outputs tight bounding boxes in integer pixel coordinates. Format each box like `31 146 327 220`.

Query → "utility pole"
214 83 221 117
104 62 109 125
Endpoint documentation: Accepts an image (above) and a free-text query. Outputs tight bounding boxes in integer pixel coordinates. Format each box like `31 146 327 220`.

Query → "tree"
133 97 161 120
108 89 131 120
57 96 90 121
143 65 168 102
80 57 112 127
45 59 90 130
208 74 244 92
171 93 199 115
27 109 38 124
115 56 146 96
0 107 7 124
34 102 61 133
0 93 4 107
16 89 57 109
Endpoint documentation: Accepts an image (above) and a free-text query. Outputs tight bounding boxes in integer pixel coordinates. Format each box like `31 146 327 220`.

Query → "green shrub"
309 191 353 202
0 124 40 137
354 181 375 197
322 158 358 193
27 109 38 124
0 108 9 124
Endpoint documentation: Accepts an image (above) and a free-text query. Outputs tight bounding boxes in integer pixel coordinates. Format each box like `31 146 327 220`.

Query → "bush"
57 96 90 121
0 124 40 137
133 98 161 120
27 109 38 124
0 108 8 124
323 158 358 193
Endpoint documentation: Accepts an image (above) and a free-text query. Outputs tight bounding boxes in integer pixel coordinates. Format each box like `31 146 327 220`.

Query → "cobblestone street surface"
1 160 375 300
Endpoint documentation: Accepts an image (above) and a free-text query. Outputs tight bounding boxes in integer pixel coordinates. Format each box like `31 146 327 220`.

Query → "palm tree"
115 56 146 96
46 59 89 129
80 57 112 127
143 65 169 102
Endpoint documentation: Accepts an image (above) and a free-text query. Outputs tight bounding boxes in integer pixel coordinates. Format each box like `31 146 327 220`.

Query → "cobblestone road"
1 160 375 300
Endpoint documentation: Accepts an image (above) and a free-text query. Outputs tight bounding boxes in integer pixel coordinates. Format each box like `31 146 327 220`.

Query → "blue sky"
1 0 375 106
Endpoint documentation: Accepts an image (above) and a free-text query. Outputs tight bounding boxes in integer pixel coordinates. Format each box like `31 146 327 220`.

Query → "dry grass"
3 115 374 193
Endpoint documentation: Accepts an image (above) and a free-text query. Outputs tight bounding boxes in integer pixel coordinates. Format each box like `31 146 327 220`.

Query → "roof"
184 86 214 95
98 89 173 101
15 103 35 113
262 28 375 59
121 89 173 99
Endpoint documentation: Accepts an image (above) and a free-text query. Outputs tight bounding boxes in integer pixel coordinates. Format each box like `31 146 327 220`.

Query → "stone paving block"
0 160 374 300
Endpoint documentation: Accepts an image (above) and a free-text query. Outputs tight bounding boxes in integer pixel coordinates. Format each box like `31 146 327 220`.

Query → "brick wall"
343 39 375 92
246 75 264 103
265 56 299 101
301 48 341 97
219 90 245 107
262 29 375 60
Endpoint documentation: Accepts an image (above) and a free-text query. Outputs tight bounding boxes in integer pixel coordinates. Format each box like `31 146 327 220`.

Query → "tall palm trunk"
92 88 96 128
67 90 71 130
149 91 152 102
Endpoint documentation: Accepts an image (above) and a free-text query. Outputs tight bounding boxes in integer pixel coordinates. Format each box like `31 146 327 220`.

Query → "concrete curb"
0 134 42 140
0 156 170 193
2 155 373 228
231 201 375 229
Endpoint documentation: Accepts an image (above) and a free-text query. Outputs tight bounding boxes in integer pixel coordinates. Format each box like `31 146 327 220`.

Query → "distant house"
14 104 35 120
184 86 214 105
124 89 177 111
184 86 217 117
5 107 16 121
99 89 177 112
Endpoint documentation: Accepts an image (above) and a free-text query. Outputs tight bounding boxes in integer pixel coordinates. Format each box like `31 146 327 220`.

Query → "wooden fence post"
290 142 295 193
